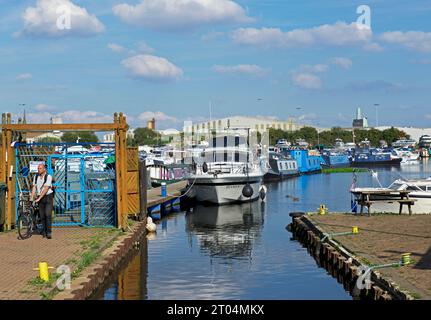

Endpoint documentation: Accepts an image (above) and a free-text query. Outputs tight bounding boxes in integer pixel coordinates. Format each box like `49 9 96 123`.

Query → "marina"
2 112 431 300
1 1 431 307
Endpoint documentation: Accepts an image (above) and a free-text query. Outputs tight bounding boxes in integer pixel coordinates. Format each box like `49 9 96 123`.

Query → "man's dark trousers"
39 193 53 236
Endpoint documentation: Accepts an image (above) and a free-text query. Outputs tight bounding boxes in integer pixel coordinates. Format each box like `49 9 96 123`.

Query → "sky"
0 0 431 130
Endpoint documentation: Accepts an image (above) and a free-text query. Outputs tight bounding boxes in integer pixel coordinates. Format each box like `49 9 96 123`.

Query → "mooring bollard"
33 262 54 282
401 253 411 266
316 227 359 256
161 182 167 198
318 204 328 215
355 253 412 292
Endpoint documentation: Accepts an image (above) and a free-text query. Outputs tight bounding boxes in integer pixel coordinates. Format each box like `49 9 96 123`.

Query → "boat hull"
351 158 402 167
190 176 262 205
263 171 299 182
368 197 431 214
321 155 350 168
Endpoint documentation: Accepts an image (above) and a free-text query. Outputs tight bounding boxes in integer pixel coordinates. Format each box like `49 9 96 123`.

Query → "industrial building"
183 116 302 133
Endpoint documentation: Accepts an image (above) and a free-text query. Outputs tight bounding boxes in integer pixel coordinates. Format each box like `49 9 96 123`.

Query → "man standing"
30 164 54 239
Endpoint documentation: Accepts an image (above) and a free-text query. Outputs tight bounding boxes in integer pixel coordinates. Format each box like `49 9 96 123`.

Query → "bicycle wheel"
18 214 33 240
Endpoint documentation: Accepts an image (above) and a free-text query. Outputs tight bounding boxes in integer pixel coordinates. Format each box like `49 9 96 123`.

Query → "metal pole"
374 104 379 128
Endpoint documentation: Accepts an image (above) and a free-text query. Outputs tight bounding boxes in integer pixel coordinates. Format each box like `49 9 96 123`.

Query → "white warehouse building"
183 116 302 134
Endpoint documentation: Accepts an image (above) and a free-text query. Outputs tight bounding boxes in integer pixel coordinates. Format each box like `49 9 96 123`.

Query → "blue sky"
1 0 431 129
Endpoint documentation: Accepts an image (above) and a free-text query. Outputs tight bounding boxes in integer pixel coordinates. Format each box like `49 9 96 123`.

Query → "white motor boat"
393 148 420 165
351 178 431 214
188 141 266 205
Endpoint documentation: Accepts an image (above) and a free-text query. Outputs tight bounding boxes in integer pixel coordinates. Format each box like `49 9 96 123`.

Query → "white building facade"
183 116 302 134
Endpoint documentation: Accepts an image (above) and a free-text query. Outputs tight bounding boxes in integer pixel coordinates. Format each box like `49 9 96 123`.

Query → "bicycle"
17 199 43 240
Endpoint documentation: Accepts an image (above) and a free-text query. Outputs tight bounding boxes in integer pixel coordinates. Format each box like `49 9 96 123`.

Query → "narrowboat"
320 150 350 168
263 151 299 181
350 148 402 166
279 148 322 174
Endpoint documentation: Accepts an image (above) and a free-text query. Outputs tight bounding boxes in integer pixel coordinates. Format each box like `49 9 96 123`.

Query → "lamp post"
374 103 380 128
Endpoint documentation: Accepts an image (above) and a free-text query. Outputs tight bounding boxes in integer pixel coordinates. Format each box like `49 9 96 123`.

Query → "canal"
94 160 431 300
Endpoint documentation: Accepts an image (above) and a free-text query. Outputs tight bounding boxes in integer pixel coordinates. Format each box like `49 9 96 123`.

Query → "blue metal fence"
15 142 117 227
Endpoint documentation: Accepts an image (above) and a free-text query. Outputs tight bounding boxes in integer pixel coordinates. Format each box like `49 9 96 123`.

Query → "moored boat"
188 135 266 205
350 148 402 167
263 150 299 181
321 150 350 168
351 178 431 214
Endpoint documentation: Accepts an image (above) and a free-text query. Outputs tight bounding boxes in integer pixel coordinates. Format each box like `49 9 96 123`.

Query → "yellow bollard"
352 226 359 234
33 262 54 282
401 253 411 266
318 204 327 215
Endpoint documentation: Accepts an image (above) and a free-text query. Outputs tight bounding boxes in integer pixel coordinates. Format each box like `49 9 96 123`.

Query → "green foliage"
126 137 137 147
36 137 61 143
131 127 161 146
269 126 318 145
322 167 369 174
269 126 410 147
61 131 99 143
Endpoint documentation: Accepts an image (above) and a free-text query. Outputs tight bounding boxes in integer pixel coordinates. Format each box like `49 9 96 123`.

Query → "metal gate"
15 142 117 227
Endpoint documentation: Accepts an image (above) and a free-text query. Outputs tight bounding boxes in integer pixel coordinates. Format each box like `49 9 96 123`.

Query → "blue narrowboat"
321 151 351 168
350 148 402 166
280 148 322 174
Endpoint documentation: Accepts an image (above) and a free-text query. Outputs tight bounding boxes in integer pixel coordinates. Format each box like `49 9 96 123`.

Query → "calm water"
95 160 431 300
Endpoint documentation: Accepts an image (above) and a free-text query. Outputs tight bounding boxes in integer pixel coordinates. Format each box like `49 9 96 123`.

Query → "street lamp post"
374 103 380 128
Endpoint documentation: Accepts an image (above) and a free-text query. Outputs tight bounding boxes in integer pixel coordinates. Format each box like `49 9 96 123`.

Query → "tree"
132 127 161 146
268 126 410 148
126 137 137 147
61 131 99 143
37 137 61 143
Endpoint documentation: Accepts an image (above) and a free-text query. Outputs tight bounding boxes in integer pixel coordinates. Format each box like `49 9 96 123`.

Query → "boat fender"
259 185 267 201
202 162 208 173
146 217 157 233
242 183 254 198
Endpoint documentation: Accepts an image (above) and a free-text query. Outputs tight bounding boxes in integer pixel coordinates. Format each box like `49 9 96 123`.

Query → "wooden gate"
126 147 140 218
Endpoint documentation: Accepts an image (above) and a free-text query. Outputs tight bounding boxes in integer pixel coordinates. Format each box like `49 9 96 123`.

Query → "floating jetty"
288 212 431 300
146 181 188 220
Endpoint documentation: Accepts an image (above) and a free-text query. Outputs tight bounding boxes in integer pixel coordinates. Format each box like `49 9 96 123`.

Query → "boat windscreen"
389 183 406 190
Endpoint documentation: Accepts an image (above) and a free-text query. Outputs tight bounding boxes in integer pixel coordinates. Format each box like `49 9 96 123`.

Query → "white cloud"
291 73 322 89
121 54 183 81
299 64 328 73
16 73 32 80
330 57 353 69
113 0 253 31
108 43 127 53
137 41 155 54
363 42 384 52
19 0 104 38
27 110 113 124
212 64 268 76
137 111 178 123
34 104 57 112
298 113 318 122
232 22 372 48
380 31 431 53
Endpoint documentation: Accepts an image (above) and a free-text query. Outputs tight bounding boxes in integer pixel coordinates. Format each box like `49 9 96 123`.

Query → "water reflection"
186 202 265 261
93 238 148 300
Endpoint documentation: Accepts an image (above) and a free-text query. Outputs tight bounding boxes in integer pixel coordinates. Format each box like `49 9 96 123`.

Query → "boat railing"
194 162 259 175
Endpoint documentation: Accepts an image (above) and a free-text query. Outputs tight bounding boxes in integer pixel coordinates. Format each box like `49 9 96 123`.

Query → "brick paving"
0 227 118 300
309 213 431 299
